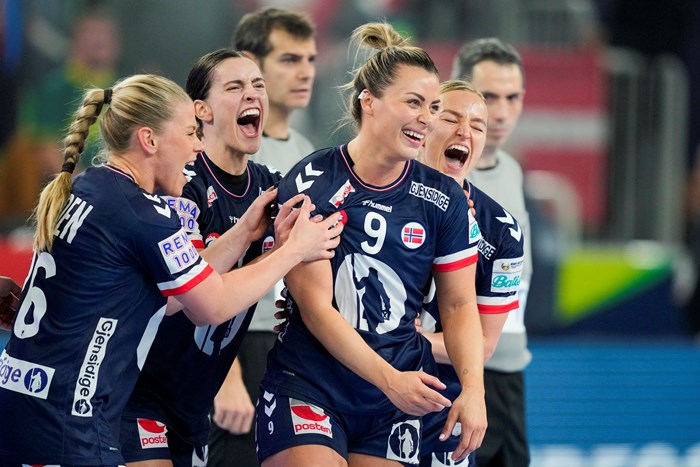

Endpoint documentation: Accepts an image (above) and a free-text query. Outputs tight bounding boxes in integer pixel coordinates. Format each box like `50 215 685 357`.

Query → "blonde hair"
439 79 486 104
417 80 487 166
339 22 438 132
33 74 190 252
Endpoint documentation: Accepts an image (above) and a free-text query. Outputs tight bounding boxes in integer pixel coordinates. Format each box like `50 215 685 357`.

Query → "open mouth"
444 144 470 165
403 130 424 144
237 108 261 136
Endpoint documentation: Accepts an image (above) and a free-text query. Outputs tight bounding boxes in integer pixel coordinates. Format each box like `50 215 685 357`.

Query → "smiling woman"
254 22 487 467
0 72 343 465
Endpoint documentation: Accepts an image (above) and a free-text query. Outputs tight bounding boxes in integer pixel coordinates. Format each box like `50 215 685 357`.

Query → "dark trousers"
208 332 277 467
475 370 529 467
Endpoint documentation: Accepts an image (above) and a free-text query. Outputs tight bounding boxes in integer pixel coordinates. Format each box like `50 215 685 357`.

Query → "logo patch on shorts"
386 419 420 463
289 398 332 438
192 445 208 467
137 418 169 449
429 452 468 466
262 235 275 253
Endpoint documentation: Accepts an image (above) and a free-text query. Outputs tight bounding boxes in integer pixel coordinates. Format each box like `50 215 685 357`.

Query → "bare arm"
173 196 343 326
422 312 508 364
433 265 487 462
286 260 451 416
212 357 254 434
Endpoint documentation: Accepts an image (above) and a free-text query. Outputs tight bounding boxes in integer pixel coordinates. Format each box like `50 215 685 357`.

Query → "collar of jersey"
101 163 136 183
339 144 411 192
199 152 251 198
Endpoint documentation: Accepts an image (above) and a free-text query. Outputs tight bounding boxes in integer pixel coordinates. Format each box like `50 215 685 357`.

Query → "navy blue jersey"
0 165 211 465
421 180 524 400
264 145 478 414
124 152 281 444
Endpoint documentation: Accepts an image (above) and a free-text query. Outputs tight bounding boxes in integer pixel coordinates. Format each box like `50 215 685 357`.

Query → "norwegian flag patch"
401 222 426 249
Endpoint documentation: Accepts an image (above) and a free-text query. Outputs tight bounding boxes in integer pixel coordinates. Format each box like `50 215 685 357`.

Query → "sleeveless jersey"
421 180 524 400
0 165 211 465
124 152 281 443
264 145 478 414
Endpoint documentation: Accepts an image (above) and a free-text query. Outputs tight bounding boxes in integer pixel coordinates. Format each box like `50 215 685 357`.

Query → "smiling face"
422 89 488 183
364 64 440 163
259 28 316 112
197 56 268 156
154 100 203 196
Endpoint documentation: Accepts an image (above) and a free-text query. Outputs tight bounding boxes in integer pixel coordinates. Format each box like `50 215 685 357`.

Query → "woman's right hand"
382 369 452 416
278 195 344 262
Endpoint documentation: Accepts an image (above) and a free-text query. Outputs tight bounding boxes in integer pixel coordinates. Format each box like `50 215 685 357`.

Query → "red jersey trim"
161 264 214 297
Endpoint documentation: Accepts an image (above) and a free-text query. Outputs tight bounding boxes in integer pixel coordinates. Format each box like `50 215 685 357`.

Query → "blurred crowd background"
1 0 699 464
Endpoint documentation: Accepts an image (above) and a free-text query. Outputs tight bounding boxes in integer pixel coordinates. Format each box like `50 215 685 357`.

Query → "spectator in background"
208 8 317 466
0 9 120 227
0 0 23 149
451 38 533 467
18 9 120 168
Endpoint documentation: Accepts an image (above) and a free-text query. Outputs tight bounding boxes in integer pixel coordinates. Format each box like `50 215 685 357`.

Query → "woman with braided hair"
0 74 342 465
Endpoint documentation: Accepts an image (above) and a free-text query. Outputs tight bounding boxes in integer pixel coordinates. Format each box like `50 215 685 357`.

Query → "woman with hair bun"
256 22 486 466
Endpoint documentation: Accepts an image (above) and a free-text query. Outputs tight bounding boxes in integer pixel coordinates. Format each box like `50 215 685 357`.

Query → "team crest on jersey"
401 222 426 249
205 233 220 247
289 398 333 438
329 180 355 208
137 418 169 449
262 235 275 253
386 419 420 463
206 186 218 207
0 350 54 400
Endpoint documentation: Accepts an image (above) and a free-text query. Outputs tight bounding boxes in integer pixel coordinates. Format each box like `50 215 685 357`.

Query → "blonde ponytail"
33 88 107 252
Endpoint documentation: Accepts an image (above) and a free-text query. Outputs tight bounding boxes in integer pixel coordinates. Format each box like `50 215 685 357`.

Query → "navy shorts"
418 450 474 466
119 414 208 467
256 382 423 464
